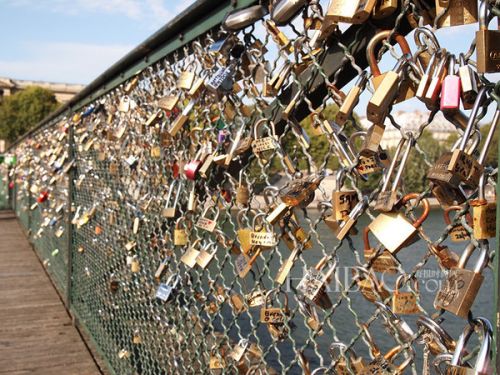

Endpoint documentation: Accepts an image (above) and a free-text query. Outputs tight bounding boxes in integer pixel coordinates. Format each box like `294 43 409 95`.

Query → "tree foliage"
0 86 59 143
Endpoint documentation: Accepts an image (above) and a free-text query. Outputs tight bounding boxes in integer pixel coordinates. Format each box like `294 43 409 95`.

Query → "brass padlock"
427 242 460 269
443 205 472 242
325 0 377 24
471 172 497 239
250 213 278 249
173 217 188 246
476 1 500 73
261 288 290 341
161 179 183 218
447 89 498 189
352 266 390 303
369 193 430 253
329 342 366 374
372 0 398 19
236 209 254 254
331 170 358 220
435 0 478 28
363 227 399 274
297 297 324 336
446 317 492 374
373 136 413 212
434 241 488 318
391 275 422 315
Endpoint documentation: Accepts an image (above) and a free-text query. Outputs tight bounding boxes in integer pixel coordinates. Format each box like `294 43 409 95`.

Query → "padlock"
168 99 195 137
161 179 183 218
424 52 449 108
264 19 294 54
392 275 421 315
236 209 254 254
335 198 368 240
222 4 267 31
235 171 250 206
275 243 300 285
416 316 456 356
352 266 390 303
427 133 479 200
372 0 398 19
261 288 290 341
414 27 442 72
129 255 140 273
251 118 278 158
360 324 414 374
363 227 399 274
446 317 492 374
281 216 313 251
329 342 366 374
427 242 460 269
109 273 119 293
359 123 385 158
448 88 499 188
375 301 415 343
180 239 201 269
173 217 188 246
440 55 461 112
195 205 219 232
348 131 389 175
443 205 472 242
336 72 368 126
458 53 479 109
235 246 262 278
298 255 337 309
435 0 478 27
369 193 430 253
209 348 226 369
155 273 181 302
279 172 324 208
195 242 218 269
37 190 49 203
325 0 377 24
367 56 413 123
271 0 307 25
154 256 171 281
471 172 497 239
229 292 247 313
184 146 207 181
366 30 414 102
374 136 413 212
434 240 489 318
250 213 278 249
297 297 324 335
331 169 358 220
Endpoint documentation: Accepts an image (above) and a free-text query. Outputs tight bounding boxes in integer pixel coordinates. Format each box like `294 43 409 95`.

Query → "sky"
0 1 495 115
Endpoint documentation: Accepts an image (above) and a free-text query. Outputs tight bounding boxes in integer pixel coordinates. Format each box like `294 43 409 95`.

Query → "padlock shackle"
474 317 493 373
394 274 419 293
391 135 414 192
366 31 411 77
400 193 430 228
459 86 489 152
363 226 372 250
457 242 477 269
380 137 406 192
478 108 500 165
328 342 360 364
432 353 453 375
443 205 473 226
414 27 441 53
479 0 494 29
416 316 455 352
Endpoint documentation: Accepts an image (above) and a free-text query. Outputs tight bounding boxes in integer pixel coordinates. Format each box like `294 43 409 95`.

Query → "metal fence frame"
2 0 499 374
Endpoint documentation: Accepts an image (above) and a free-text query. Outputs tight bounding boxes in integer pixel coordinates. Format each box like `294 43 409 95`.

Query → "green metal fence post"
66 116 75 309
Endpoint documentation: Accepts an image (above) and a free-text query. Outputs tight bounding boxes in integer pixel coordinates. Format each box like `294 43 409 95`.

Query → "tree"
0 86 59 142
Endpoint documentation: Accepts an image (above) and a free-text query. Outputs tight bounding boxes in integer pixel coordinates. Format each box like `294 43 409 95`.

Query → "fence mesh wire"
3 0 500 374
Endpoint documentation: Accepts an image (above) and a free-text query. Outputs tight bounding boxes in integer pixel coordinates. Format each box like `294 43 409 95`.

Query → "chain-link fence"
3 0 500 374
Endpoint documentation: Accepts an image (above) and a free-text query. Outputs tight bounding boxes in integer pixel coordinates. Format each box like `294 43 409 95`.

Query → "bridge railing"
2 0 500 374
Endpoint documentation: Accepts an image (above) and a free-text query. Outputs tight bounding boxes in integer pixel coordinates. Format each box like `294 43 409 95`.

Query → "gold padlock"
391 275 422 315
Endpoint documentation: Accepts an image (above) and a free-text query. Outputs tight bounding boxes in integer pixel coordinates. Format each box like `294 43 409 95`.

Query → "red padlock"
37 191 49 203
8 181 14 189
184 159 202 180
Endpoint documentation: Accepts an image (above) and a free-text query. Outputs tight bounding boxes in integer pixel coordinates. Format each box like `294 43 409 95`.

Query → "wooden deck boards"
0 212 101 375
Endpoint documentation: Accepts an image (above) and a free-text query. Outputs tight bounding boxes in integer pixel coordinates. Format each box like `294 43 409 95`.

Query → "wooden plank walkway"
0 211 101 375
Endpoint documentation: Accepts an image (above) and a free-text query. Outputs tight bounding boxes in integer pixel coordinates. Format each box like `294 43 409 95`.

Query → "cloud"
0 41 133 84
3 0 179 28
